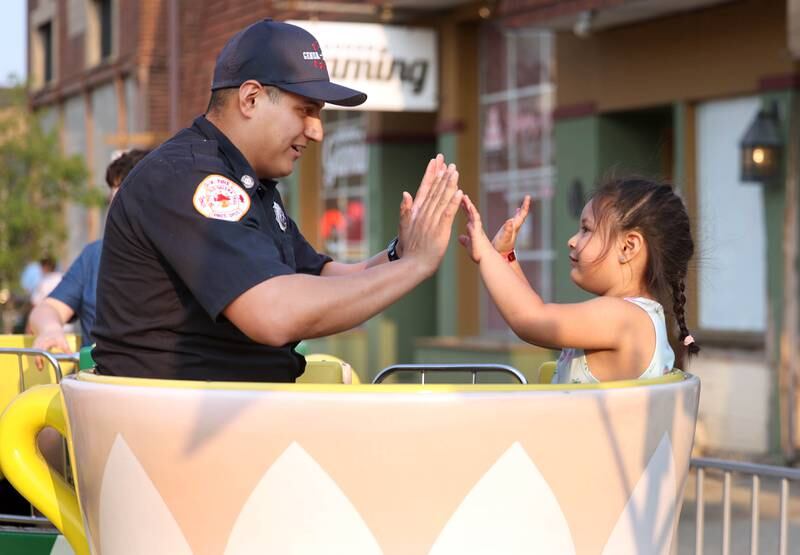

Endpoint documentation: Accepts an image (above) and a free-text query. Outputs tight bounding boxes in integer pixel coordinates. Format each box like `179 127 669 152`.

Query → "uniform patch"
193 175 251 221
273 201 288 231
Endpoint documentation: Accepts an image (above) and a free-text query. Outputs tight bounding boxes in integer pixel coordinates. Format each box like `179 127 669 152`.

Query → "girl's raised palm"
491 195 531 254
458 195 494 263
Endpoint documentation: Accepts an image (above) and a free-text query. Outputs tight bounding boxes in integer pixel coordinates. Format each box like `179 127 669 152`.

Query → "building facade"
499 0 800 461
29 0 795 458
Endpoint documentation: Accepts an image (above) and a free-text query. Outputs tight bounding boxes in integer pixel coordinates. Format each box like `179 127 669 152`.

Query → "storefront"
285 14 557 380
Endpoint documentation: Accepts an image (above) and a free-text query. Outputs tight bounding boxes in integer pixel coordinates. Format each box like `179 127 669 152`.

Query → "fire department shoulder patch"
192 174 251 221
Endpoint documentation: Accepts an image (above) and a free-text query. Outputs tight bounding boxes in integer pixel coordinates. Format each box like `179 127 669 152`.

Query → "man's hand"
491 195 531 254
458 194 494 264
401 162 462 275
32 328 72 370
396 154 448 258
29 298 75 369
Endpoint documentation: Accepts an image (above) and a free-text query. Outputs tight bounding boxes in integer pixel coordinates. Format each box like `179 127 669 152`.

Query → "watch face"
388 237 399 261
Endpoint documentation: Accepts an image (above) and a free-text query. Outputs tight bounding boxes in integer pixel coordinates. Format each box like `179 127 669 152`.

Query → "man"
29 149 150 362
92 19 462 382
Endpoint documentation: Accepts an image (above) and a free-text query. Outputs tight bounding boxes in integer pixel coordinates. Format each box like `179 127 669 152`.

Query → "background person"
29 149 150 364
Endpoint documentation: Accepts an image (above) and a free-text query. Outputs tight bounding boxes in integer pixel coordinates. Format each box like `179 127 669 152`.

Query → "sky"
0 0 26 86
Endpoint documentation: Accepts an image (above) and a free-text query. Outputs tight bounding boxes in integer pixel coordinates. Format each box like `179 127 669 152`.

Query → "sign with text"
289 20 438 112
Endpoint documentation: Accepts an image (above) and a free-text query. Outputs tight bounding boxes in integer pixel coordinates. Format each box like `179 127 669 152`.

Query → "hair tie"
683 335 695 347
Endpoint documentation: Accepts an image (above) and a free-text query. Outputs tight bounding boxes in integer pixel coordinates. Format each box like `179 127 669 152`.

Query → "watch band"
387 236 400 261
505 250 517 262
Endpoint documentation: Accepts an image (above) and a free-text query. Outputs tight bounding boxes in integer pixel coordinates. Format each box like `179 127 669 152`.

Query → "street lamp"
740 101 782 183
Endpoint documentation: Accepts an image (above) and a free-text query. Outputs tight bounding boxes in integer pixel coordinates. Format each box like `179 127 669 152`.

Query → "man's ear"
238 81 262 117
619 230 645 263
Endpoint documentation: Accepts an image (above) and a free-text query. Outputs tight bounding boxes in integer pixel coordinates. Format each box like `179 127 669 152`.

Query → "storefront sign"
289 20 438 112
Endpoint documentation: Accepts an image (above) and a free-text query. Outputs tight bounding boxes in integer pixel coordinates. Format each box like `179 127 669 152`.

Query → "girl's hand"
458 194 494 263
491 195 531 254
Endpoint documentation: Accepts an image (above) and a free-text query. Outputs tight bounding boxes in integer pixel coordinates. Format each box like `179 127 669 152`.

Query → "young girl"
459 177 699 383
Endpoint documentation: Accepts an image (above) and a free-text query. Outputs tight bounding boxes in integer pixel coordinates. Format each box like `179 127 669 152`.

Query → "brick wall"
178 0 274 125
29 0 145 106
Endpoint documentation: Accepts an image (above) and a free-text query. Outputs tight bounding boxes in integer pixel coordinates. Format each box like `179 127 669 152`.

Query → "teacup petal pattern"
224 441 382 555
99 435 192 555
429 442 576 555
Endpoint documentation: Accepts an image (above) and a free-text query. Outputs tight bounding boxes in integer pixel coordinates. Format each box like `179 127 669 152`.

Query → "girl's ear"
619 230 645 263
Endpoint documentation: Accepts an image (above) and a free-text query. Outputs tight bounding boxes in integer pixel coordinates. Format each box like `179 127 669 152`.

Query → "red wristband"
504 250 516 262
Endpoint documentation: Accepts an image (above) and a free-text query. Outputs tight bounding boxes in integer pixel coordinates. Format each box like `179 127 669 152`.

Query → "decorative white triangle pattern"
49 535 74 555
224 441 382 555
99 434 192 555
601 433 677 555
429 442 576 555
88 436 682 553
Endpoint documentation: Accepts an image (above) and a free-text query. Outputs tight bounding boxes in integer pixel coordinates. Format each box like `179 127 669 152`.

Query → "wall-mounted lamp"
740 101 782 183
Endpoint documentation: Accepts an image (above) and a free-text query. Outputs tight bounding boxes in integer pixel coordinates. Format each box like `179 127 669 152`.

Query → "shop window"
33 20 55 86
320 111 368 262
479 25 555 335
87 0 115 65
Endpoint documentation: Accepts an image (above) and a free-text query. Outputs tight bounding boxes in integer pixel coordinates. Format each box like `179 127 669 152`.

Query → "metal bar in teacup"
372 363 528 384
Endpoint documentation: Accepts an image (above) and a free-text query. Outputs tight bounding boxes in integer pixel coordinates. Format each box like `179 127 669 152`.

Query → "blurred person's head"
106 149 150 203
204 19 366 180
39 256 56 274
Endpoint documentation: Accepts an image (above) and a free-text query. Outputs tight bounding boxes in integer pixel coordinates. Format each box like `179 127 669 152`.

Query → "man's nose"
305 117 323 142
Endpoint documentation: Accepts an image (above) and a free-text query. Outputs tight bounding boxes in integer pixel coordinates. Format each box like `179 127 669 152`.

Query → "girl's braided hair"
591 176 700 357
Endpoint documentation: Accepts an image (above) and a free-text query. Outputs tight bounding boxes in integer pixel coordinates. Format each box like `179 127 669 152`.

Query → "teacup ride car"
0 346 700 555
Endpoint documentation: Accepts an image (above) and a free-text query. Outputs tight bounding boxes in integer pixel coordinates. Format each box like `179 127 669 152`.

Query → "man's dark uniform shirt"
93 116 331 382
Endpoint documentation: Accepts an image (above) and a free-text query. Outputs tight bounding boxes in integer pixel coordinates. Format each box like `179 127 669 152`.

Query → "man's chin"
260 165 294 180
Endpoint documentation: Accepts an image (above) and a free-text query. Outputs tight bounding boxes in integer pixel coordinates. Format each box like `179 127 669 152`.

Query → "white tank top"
553 297 675 384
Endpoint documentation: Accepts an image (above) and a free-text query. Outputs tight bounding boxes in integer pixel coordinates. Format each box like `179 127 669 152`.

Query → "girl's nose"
567 233 578 249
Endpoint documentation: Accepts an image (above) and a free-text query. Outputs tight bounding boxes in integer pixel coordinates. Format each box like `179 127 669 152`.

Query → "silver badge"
273 201 288 232
241 175 255 189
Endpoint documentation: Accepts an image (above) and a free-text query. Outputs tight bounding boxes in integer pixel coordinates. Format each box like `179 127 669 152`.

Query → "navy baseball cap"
211 19 367 107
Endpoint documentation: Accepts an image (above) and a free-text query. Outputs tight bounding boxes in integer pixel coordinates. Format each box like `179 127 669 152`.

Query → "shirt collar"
192 116 277 192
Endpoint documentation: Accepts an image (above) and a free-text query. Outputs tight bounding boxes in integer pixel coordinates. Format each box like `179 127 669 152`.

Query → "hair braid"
671 279 700 356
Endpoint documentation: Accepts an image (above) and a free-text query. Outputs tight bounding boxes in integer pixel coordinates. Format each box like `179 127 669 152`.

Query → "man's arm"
226 258 427 344
29 298 75 368
319 252 391 277
225 163 462 346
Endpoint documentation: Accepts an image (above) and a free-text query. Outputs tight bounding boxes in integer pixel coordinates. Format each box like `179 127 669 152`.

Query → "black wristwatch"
387 236 401 261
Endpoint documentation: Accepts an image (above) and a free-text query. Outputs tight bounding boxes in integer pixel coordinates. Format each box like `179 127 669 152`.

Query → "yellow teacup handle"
0 384 90 555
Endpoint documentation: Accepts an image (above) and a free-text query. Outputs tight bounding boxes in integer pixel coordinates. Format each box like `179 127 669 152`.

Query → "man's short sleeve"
125 164 295 321
49 244 95 319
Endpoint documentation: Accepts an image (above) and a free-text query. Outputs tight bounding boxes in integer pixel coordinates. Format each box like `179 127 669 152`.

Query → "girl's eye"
581 225 590 233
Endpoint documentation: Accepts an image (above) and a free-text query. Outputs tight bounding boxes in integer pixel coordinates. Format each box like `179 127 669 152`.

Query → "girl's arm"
459 195 647 351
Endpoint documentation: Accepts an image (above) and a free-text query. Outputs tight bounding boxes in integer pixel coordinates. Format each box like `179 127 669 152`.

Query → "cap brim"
275 80 367 107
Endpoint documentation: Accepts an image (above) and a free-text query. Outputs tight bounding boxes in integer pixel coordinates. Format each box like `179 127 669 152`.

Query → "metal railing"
0 347 78 386
372 363 528 384
691 457 800 555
